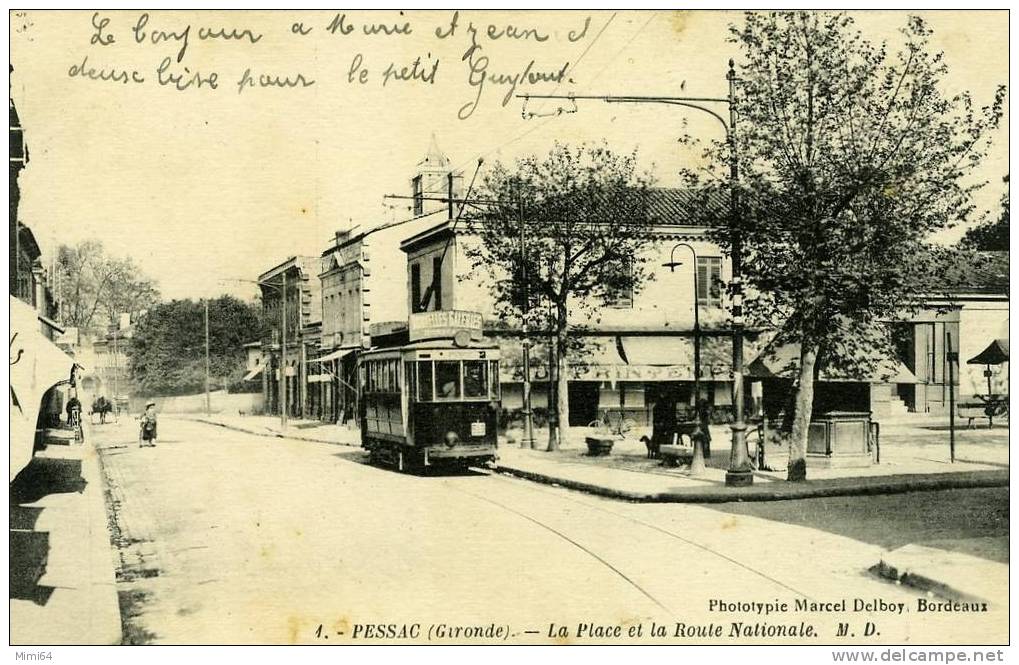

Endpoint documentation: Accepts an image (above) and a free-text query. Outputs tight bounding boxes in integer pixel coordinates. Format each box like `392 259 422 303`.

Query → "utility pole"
519 189 536 449
947 331 957 463
280 270 288 431
204 299 211 416
112 326 119 419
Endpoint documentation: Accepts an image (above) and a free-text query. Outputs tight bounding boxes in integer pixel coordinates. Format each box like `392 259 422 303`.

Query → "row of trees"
127 296 264 396
51 240 264 397
52 240 160 334
467 11 1005 480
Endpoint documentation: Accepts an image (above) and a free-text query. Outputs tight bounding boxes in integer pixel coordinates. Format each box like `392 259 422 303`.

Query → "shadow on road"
331 450 490 478
705 487 1009 564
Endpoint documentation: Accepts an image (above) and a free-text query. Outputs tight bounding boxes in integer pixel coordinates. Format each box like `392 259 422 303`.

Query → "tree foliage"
960 174 1009 251
680 12 1005 480
127 296 264 396
53 240 160 333
466 142 656 448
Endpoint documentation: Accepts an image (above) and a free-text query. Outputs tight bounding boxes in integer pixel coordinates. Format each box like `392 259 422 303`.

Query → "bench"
659 444 695 467
958 404 991 428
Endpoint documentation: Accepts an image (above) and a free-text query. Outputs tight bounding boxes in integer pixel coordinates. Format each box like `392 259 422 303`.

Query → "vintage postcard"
7 7 1010 653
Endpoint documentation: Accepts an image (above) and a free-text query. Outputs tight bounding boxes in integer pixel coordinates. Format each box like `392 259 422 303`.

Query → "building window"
603 258 634 309
697 257 723 308
412 176 424 216
411 263 422 313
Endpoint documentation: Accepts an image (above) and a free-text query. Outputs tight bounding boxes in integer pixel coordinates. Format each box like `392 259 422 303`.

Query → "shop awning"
747 340 918 384
312 347 356 363
616 335 733 380
10 296 78 482
498 335 738 382
242 366 263 381
967 338 1009 365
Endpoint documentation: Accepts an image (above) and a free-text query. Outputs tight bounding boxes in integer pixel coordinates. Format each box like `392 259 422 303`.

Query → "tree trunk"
787 342 819 482
546 334 560 451
553 302 570 449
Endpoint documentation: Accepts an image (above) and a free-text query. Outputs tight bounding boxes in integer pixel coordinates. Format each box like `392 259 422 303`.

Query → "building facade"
10 71 59 339
888 251 1010 414
258 256 322 419
398 189 753 427
312 138 462 424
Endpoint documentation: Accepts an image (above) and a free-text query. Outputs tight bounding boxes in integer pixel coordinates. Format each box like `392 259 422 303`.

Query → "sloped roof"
967 338 1009 365
646 188 727 226
935 251 1009 295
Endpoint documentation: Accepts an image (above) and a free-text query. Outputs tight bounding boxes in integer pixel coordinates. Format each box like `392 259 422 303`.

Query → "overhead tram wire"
447 12 621 178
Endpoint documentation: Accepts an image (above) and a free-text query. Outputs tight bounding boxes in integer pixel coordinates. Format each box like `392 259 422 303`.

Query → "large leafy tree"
128 296 263 396
53 240 160 333
466 143 656 449
960 174 1009 251
681 12 1004 480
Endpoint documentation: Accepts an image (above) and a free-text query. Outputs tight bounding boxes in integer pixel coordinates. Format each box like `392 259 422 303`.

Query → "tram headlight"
444 431 460 447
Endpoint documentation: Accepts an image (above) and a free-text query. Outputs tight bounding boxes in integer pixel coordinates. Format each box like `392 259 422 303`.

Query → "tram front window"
436 361 461 399
419 361 434 401
464 360 487 398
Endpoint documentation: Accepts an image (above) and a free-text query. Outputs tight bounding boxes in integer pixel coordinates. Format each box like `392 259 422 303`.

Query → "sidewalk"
493 421 1009 503
10 431 123 645
181 413 360 446
189 413 1008 503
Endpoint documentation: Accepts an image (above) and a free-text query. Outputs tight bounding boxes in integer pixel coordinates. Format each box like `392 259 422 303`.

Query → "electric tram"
359 333 501 472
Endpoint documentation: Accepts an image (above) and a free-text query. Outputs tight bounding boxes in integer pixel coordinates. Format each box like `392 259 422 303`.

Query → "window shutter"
410 263 422 313
697 260 709 303
433 256 443 310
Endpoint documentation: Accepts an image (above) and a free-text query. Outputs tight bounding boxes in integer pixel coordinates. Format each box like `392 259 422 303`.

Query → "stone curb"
187 417 359 448
493 464 1010 503
183 417 1008 503
869 561 987 605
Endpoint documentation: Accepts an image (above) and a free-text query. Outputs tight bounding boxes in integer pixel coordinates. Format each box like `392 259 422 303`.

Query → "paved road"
95 418 1007 645
709 488 1009 563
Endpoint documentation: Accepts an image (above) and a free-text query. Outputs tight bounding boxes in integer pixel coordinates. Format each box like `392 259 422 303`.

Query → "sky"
10 10 1009 302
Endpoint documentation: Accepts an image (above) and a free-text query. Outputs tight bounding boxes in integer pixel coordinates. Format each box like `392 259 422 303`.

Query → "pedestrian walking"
139 401 158 447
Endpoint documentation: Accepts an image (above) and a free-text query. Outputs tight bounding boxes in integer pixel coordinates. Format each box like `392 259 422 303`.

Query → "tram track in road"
321 446 815 606
446 482 673 614
464 466 816 603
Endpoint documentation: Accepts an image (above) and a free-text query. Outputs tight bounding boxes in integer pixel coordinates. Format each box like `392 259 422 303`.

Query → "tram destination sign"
409 310 484 342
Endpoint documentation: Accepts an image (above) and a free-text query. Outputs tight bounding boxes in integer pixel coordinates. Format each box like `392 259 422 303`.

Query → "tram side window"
405 362 415 399
419 361 434 401
436 361 461 399
464 360 487 398
489 360 500 398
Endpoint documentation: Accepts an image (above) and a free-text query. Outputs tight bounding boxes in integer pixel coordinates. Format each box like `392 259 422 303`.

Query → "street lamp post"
518 187 536 449
663 242 706 476
517 58 754 487
204 299 211 416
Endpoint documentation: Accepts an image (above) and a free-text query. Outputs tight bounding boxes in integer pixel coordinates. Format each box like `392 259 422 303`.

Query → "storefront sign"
499 363 733 383
409 310 483 342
